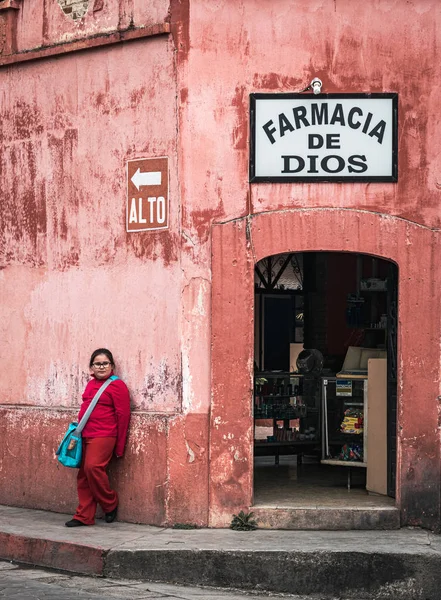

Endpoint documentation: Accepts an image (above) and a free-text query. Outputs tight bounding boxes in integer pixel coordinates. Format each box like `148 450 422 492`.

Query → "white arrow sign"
131 168 162 191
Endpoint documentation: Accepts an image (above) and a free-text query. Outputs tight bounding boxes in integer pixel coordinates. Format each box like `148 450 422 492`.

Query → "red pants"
74 437 118 525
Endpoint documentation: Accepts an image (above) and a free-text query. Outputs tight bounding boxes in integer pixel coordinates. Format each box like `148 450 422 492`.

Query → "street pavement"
0 561 333 600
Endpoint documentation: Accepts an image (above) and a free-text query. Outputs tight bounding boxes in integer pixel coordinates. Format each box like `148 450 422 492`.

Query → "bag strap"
75 375 119 435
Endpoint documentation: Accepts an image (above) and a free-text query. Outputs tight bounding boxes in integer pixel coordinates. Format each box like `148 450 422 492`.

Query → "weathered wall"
0 1 210 526
0 407 209 525
182 0 441 228
211 211 441 529
197 0 441 529
1 0 441 529
0 33 181 408
16 0 170 49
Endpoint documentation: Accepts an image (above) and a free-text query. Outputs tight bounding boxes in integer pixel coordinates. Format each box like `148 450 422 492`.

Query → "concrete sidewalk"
1 505 440 600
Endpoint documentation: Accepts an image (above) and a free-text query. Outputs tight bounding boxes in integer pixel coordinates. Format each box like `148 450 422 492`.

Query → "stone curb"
0 532 106 576
1 504 441 600
104 547 441 599
4 528 437 599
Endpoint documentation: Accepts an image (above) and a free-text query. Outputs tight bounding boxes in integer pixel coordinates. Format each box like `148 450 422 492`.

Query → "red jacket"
78 374 131 457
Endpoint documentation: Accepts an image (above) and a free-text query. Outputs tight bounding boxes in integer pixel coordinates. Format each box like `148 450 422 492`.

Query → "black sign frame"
249 93 398 183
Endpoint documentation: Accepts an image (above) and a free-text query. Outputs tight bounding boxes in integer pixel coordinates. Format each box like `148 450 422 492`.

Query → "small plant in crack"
230 510 258 531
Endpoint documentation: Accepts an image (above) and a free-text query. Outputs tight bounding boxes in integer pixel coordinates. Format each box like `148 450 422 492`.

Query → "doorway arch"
253 250 397 511
209 208 441 530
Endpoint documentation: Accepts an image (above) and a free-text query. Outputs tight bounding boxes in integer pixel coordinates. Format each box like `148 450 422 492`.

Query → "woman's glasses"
92 362 111 368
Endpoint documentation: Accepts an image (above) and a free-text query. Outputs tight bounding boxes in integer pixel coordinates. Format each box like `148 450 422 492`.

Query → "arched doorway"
253 251 398 512
210 209 441 531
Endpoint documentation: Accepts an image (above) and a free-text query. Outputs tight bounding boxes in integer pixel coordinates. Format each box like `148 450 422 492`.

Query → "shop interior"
253 251 398 509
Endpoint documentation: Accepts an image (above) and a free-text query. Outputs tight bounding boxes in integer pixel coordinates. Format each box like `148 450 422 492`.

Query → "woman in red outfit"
65 348 131 527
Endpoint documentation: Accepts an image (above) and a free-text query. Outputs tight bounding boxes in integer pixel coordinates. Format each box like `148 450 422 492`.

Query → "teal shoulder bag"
55 375 119 468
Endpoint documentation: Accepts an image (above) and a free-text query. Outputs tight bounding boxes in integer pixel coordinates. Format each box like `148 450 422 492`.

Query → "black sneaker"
105 506 118 523
65 519 88 527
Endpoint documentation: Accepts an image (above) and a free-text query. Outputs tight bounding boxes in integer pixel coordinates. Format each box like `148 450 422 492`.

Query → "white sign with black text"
250 94 397 182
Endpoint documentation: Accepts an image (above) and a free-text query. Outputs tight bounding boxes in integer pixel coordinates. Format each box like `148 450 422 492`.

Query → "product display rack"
321 376 368 489
254 371 321 464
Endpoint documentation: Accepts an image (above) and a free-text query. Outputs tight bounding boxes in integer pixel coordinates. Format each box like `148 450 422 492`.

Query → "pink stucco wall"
183 0 441 227
0 34 181 410
16 0 170 50
0 1 210 526
184 0 441 528
210 211 441 528
0 0 440 529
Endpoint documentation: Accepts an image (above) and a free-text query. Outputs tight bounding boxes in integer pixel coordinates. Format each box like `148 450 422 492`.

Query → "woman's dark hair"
89 348 115 368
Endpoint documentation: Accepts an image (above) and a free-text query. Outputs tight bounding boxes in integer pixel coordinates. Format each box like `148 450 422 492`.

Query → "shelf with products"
320 376 368 490
321 376 367 468
254 371 321 463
